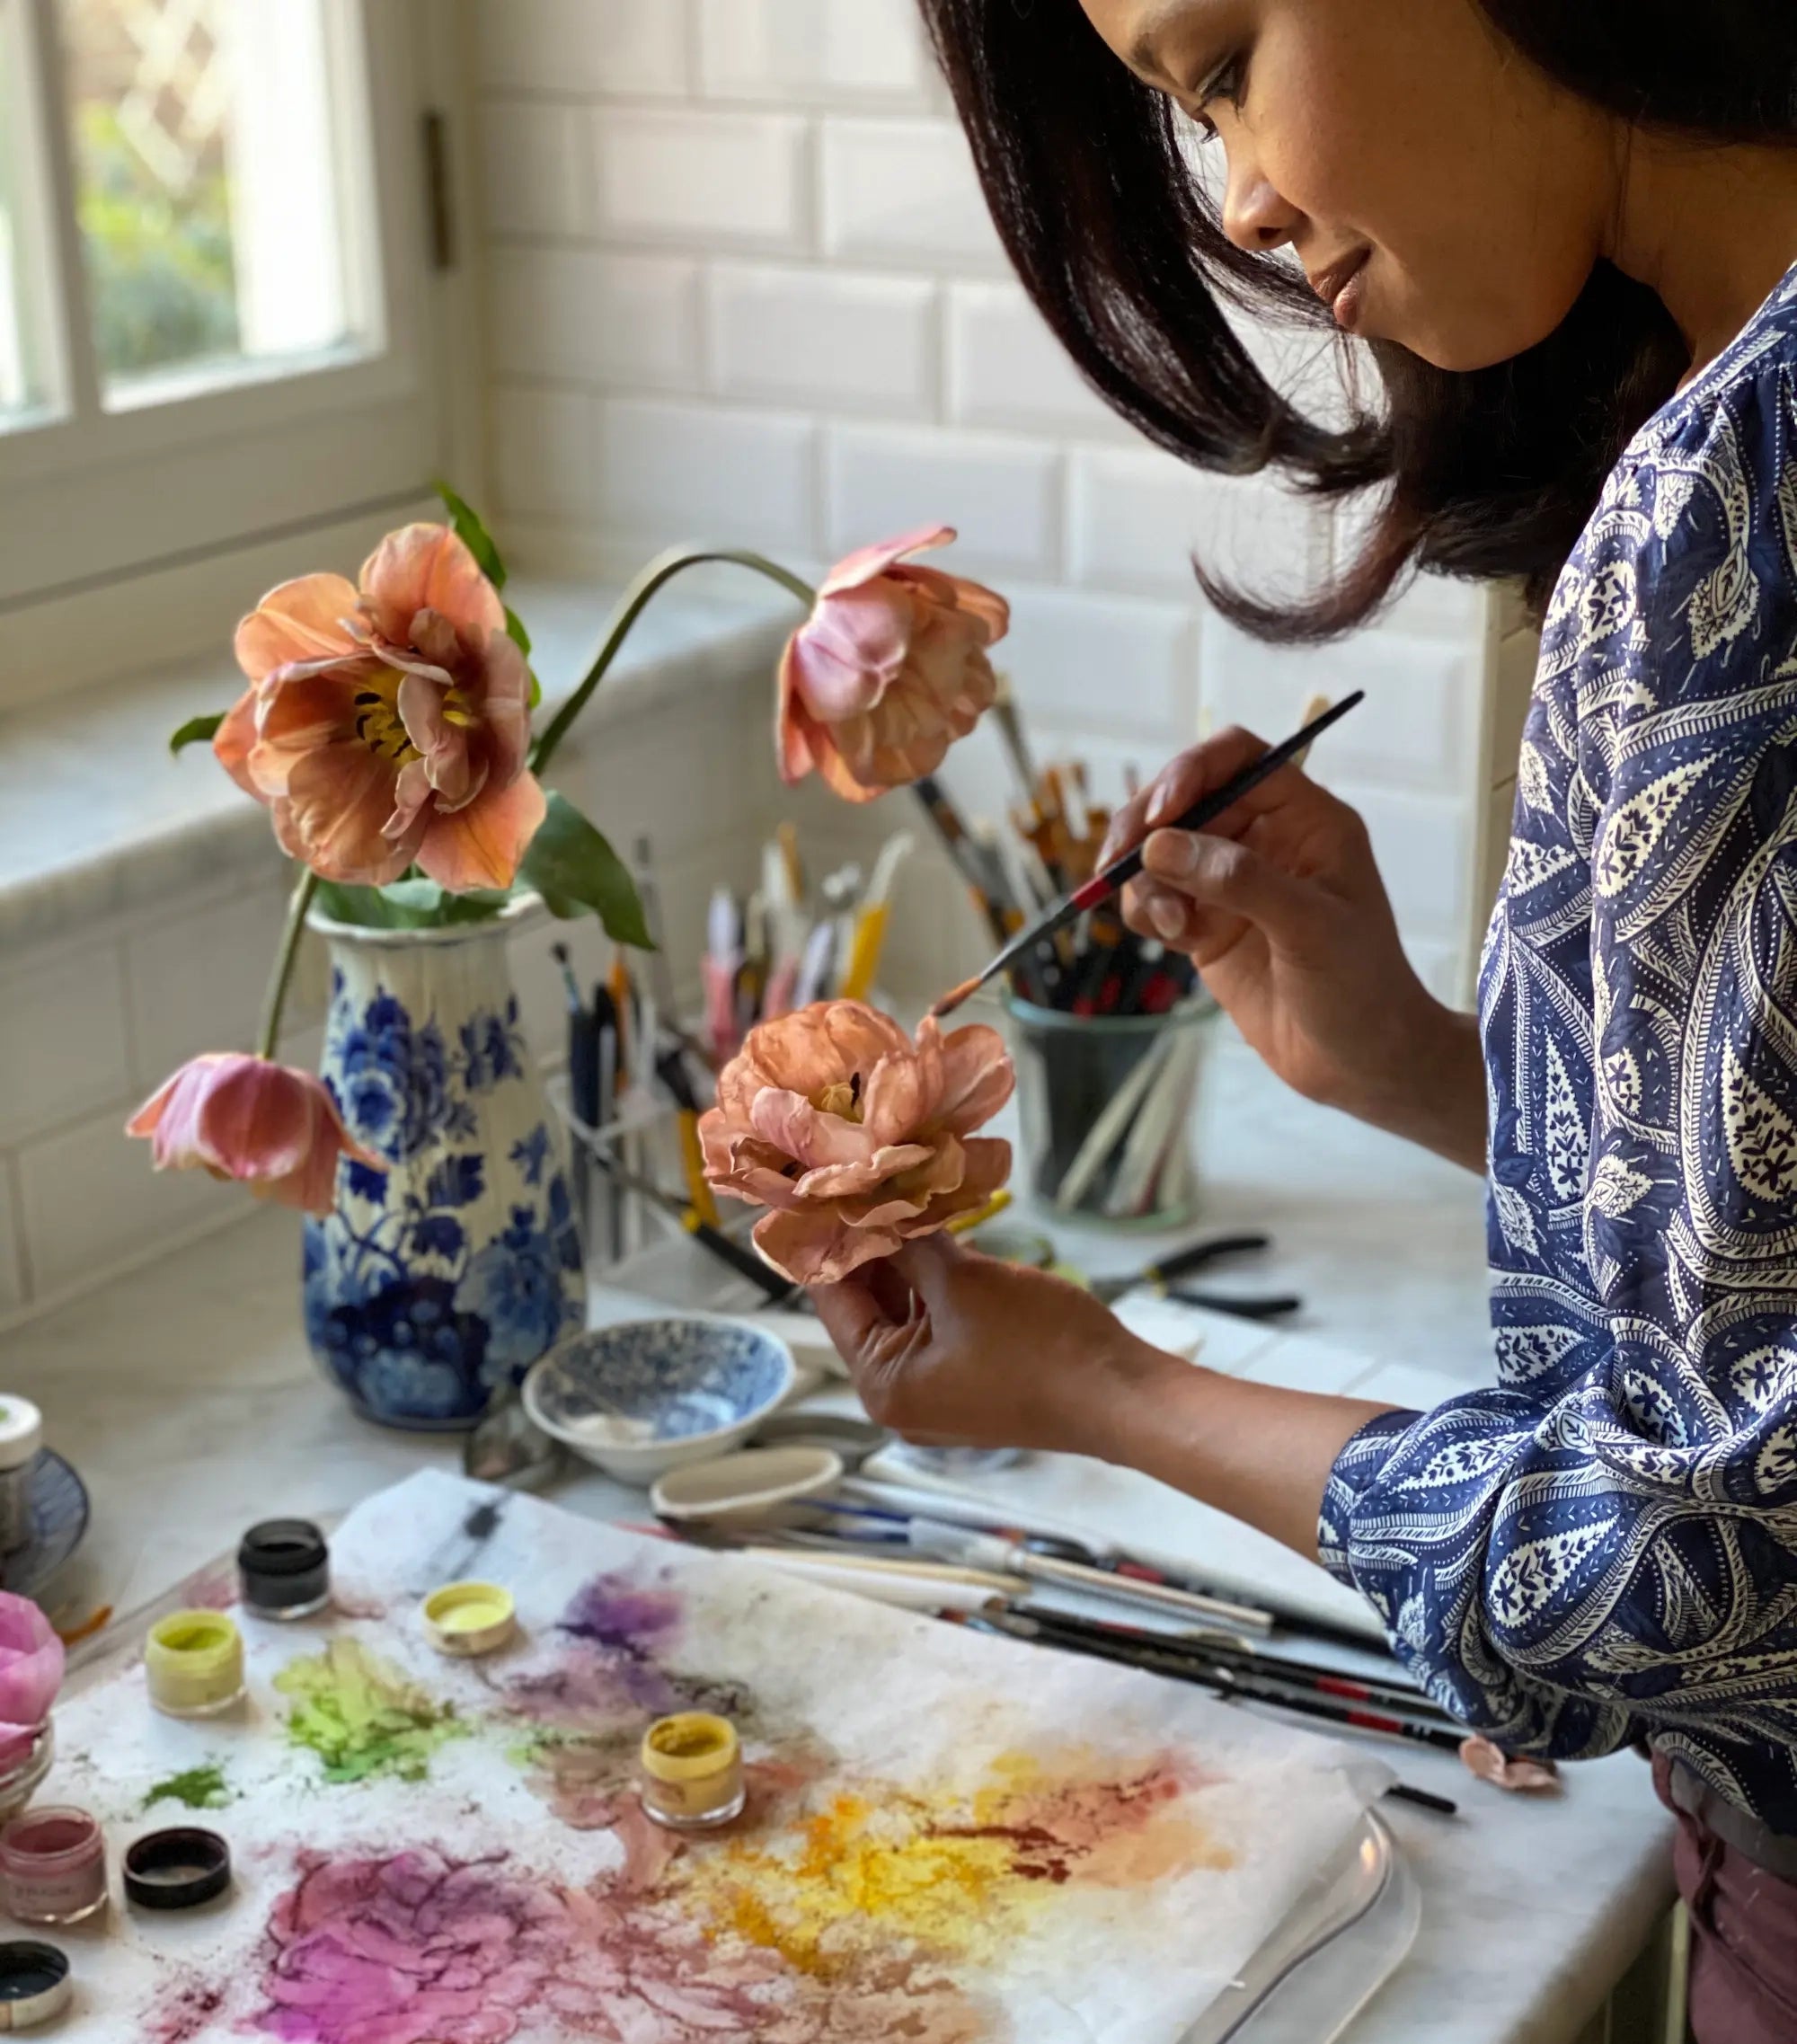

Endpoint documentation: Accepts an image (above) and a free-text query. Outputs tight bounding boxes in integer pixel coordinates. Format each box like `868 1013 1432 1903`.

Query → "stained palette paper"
49 1471 1390 2042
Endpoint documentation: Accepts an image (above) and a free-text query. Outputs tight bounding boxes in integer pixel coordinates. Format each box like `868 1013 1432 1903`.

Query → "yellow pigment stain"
684 1748 1231 1980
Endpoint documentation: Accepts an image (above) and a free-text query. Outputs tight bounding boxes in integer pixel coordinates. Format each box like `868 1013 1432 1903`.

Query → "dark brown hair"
918 0 1797 640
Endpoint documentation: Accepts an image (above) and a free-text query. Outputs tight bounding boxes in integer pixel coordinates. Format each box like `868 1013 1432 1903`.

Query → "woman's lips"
1312 252 1370 333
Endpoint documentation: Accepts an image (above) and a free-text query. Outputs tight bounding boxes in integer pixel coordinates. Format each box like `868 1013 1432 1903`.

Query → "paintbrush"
931 692 1366 1018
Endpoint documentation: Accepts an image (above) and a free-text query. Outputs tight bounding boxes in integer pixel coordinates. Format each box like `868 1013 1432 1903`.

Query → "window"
0 0 463 706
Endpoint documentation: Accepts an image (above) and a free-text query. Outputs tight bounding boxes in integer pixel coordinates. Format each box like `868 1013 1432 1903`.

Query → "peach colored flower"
215 525 546 889
128 1054 385 1218
777 526 1008 804
699 1001 1014 1285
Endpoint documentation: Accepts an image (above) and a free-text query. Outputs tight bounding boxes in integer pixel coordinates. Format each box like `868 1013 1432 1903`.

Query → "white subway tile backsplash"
698 0 934 105
1070 447 1331 599
947 282 1120 437
492 385 601 522
597 110 808 251
478 97 589 240
19 1102 238 1299
1338 783 1473 942
124 883 290 1088
598 399 818 551
489 248 702 388
1199 617 1478 796
820 119 1003 270
709 264 935 414
0 1164 22 1314
998 588 1197 739
826 424 1058 578
475 0 687 96
0 942 129 1146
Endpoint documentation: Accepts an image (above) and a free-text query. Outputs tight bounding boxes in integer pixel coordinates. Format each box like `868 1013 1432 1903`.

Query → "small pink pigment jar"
0 1807 107 1925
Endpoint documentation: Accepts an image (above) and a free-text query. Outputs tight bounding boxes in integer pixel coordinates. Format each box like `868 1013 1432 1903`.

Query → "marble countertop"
0 1040 1674 2043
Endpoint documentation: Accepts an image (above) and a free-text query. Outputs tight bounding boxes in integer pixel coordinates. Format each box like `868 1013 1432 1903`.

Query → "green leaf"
169 712 226 757
435 481 507 591
310 878 514 930
518 792 653 949
507 611 541 711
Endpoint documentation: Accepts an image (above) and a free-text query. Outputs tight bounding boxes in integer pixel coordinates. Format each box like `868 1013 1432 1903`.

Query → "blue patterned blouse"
1318 262 1797 1830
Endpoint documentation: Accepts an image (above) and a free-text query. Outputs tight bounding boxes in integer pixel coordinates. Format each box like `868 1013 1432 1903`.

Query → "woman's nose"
1221 160 1301 255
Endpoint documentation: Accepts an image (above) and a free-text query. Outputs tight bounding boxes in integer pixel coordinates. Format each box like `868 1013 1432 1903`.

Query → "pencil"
931 693 1366 1018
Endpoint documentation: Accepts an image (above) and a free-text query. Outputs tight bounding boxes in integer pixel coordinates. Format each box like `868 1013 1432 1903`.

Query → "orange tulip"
700 1001 1014 1285
128 1055 385 1217
216 525 546 889
776 527 1008 803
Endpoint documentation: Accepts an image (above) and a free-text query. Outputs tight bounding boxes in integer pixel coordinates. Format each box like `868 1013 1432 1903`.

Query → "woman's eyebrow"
1128 0 1201 82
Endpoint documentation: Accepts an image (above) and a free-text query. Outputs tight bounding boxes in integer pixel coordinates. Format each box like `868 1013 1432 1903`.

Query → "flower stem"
259 868 320 1060
529 548 816 776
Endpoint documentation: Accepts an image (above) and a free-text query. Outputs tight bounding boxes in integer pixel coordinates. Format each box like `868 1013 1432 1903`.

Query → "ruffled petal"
212 688 263 798
818 526 955 599
749 1090 881 1172
792 1142 935 1201
283 744 412 885
415 770 546 892
752 1206 902 1286
234 573 360 682
928 1021 1015 1135
360 525 505 648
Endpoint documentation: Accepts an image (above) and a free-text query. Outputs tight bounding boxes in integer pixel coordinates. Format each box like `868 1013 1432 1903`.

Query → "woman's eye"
1190 52 1247 133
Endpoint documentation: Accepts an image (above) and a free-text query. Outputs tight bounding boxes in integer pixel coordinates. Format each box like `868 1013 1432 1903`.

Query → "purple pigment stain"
558 1574 684 1658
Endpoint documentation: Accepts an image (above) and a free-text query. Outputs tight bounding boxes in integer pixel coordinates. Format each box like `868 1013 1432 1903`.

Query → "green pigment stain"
275 1638 466 1784
144 1763 231 1812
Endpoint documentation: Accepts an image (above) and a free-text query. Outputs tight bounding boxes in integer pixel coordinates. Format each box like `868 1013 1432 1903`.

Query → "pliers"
1093 1232 1302 1323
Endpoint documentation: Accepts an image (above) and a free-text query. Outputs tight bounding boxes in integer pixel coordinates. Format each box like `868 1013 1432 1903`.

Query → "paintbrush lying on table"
931 693 1365 1019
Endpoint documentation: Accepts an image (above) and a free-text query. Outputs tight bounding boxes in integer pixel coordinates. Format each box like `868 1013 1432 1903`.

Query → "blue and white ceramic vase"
303 900 583 1430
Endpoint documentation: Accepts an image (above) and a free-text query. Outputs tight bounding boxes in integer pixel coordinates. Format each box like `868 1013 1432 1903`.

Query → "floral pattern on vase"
304 910 583 1429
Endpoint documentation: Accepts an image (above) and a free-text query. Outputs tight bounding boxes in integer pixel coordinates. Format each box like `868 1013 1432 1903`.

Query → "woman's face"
1078 0 1617 371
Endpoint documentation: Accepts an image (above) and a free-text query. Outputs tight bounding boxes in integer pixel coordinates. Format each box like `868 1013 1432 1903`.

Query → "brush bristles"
929 976 982 1020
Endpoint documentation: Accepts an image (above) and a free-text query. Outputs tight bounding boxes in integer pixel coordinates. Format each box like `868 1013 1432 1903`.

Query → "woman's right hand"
1099 725 1485 1165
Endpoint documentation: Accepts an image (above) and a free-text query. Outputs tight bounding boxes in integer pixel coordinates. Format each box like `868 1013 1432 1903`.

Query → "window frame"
0 0 472 706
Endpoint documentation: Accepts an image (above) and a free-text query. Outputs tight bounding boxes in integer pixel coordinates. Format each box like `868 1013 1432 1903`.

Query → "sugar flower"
0 1595 63 1771
216 524 546 889
128 1054 385 1218
700 1001 1014 1285
1458 1736 1561 1794
777 526 1008 803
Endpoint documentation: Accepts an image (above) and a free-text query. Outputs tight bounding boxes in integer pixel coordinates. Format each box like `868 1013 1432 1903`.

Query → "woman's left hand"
810 1235 1170 1455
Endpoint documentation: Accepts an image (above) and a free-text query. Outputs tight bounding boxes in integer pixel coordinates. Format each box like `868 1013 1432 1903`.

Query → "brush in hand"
930 692 1365 1020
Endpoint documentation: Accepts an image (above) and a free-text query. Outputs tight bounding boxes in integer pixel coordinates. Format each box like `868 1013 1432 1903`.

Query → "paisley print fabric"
1318 263 1797 1830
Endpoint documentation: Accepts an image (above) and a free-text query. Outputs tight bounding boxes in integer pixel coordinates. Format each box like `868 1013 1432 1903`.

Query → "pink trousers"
1652 1752 1797 2044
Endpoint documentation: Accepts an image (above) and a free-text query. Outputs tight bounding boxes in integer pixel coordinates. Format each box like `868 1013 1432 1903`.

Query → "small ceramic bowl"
522 1318 797 1483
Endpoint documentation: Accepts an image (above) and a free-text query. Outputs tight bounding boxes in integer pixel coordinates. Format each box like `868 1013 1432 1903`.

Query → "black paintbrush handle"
970 694 1366 996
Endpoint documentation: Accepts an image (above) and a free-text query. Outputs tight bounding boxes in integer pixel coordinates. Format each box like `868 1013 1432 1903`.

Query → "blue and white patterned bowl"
521 1317 797 1482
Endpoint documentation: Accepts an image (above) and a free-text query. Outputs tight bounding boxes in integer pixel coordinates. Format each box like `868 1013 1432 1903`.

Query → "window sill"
0 572 795 952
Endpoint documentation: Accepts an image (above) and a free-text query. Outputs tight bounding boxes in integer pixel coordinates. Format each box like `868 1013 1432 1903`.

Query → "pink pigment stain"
250 1844 995 2044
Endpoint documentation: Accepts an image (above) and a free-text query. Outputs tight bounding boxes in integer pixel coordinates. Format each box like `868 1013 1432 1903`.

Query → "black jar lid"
238 1519 328 1583
0 1940 71 2026
124 1827 232 1911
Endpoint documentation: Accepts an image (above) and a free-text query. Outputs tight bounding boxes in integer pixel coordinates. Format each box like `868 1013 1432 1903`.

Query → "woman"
810 4 1797 2037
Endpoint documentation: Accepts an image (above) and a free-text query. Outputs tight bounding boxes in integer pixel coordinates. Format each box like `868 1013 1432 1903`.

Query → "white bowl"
521 1315 797 1483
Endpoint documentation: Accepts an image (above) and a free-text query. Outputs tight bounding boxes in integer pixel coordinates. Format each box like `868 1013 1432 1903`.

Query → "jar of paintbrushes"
1005 985 1217 1227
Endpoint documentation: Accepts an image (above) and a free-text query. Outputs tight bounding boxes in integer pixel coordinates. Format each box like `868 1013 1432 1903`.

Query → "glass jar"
1003 990 1217 1229
0 1807 106 1925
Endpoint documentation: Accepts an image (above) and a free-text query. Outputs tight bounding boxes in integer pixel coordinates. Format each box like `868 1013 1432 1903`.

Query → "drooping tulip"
699 1001 1014 1285
127 1055 385 1218
777 527 1008 803
215 525 546 889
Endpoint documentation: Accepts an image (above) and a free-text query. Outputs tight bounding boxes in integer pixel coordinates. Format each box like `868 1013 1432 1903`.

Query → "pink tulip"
0 1595 62 1771
127 1055 385 1218
215 525 547 889
700 1001 1014 1285
777 526 1008 803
